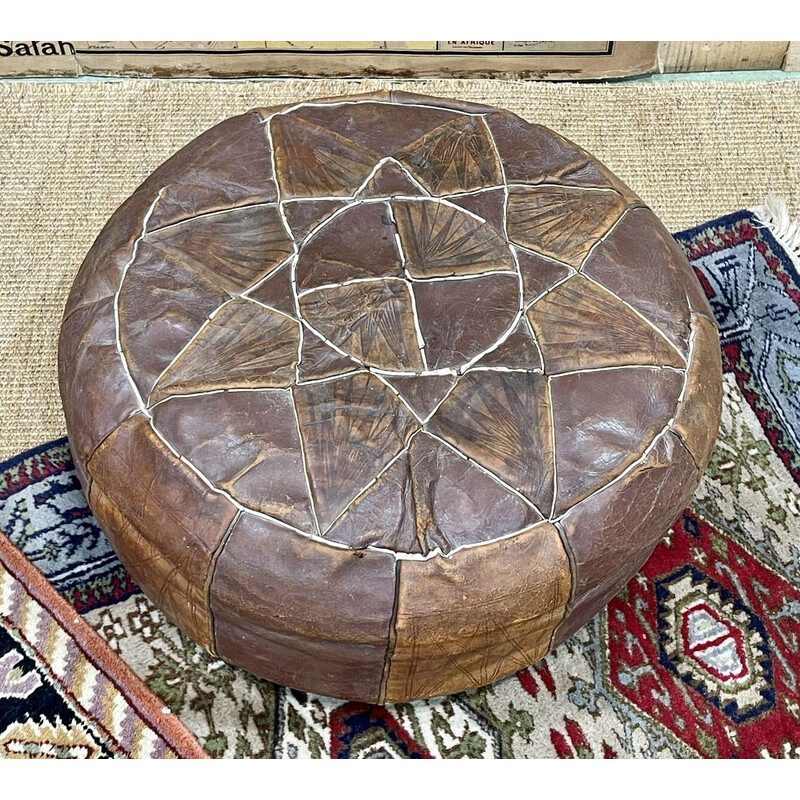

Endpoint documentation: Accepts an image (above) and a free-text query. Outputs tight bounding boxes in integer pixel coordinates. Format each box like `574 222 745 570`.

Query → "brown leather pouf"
58 91 722 703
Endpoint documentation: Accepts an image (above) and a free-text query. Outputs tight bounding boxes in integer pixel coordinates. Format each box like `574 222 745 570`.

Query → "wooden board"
659 41 790 73
784 42 800 72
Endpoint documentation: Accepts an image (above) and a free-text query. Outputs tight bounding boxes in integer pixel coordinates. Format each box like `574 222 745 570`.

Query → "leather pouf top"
59 90 722 703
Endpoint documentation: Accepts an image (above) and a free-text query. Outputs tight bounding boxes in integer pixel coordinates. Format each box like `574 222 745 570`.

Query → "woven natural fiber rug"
0 530 206 758
2 208 798 758
1 77 800 460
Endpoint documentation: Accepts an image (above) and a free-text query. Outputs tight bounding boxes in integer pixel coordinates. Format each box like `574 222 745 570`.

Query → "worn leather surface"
59 90 722 702
210 512 397 703
551 430 701 647
672 314 724 470
58 297 139 470
384 521 570 703
86 414 237 649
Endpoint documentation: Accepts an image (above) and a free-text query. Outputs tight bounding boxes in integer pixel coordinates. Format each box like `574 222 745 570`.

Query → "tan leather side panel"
87 414 237 649
672 314 723 471
383 522 571 702
552 430 699 646
210 512 397 703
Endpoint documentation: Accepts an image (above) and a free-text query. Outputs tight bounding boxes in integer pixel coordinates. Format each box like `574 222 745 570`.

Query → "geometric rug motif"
0 440 137 613
1 209 799 757
678 210 800 486
608 509 798 756
658 565 774 725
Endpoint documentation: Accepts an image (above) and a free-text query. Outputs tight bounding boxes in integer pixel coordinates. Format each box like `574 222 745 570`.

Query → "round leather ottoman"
58 90 722 703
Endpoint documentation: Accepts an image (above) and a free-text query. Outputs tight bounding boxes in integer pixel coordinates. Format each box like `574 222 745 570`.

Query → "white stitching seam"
114 188 166 417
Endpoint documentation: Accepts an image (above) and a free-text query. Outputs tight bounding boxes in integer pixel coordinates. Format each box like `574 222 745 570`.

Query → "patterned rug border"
0 532 207 758
0 437 139 612
675 209 800 485
0 438 71 500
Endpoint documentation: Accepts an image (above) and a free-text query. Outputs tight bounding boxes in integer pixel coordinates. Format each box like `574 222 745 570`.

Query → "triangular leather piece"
152 389 316 533
484 112 608 187
324 452 422 553
507 186 628 267
118 242 229 400
407 433 540 554
149 298 299 404
299 280 424 372
396 117 503 195
392 200 513 279
248 262 297 319
474 318 542 371
326 431 541 556
297 328 361 382
270 114 379 198
446 188 507 237
426 371 554 515
358 160 426 198
145 204 293 294
527 274 685 373
293 373 419 531
289 102 456 158
283 199 347 242
146 111 278 230
515 248 572 306
581 207 693 357
383 373 456 420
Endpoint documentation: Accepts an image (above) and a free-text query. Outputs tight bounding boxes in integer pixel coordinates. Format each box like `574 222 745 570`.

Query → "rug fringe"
752 195 800 268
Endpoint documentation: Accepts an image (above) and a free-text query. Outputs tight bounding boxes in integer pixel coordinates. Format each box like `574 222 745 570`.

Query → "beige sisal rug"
1 77 799 459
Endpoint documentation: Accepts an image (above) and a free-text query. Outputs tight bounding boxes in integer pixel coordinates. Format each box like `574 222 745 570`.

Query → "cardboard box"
0 41 659 80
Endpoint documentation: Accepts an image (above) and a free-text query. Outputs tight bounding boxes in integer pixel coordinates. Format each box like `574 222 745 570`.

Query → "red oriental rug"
1 204 799 758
